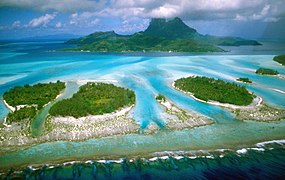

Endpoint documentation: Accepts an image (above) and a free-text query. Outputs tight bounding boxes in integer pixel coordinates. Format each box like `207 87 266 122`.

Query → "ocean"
0 41 285 179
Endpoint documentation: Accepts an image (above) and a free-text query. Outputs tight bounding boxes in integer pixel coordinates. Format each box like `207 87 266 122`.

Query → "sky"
0 0 285 41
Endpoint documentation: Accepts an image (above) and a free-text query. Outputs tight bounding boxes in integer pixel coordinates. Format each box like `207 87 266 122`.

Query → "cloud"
12 20 21 28
0 0 105 12
28 13 56 27
55 22 62 28
106 0 285 22
69 12 101 27
116 17 149 33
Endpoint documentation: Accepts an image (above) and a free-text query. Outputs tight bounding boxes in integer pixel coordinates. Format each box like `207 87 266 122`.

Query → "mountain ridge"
65 17 261 52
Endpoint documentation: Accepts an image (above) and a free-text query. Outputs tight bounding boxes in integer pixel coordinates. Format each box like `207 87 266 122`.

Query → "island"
1 80 216 147
273 54 285 66
173 76 285 121
3 81 65 124
255 68 279 75
49 82 135 117
65 17 261 53
174 76 254 106
0 81 141 146
236 77 252 83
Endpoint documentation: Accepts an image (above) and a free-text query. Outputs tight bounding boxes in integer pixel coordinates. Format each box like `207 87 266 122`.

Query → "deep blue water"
0 41 285 178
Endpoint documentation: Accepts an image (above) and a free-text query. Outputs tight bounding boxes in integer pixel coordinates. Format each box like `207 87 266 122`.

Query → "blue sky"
0 0 284 41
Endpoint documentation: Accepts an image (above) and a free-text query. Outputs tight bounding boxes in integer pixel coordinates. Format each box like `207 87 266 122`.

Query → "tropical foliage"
65 17 260 53
49 83 135 118
3 81 65 109
236 77 252 83
156 94 166 102
256 68 279 75
174 76 254 106
273 55 285 66
6 107 37 124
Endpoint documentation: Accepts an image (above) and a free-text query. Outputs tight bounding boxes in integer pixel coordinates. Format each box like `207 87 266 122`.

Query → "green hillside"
65 17 261 52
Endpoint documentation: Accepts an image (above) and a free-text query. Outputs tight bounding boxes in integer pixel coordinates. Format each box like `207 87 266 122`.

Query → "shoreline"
172 82 285 121
157 97 213 130
0 138 284 173
172 82 262 110
0 105 142 147
3 100 15 112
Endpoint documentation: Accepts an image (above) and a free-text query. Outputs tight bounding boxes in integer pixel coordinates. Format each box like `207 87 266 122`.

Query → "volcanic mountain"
66 17 261 52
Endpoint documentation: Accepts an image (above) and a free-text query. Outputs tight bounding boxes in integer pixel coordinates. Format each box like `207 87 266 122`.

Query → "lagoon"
0 41 285 177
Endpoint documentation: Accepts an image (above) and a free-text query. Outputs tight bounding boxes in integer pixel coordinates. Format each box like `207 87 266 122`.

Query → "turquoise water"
31 82 79 137
0 41 285 177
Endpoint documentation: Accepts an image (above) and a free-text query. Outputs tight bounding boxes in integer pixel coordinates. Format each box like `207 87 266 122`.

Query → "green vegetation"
3 81 65 124
6 107 37 124
156 94 166 102
49 83 135 118
237 77 252 83
273 54 285 66
174 76 254 106
3 81 65 109
65 17 260 53
256 68 279 75
65 32 223 52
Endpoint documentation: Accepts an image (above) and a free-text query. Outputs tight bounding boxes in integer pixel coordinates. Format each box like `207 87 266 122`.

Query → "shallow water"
0 41 285 176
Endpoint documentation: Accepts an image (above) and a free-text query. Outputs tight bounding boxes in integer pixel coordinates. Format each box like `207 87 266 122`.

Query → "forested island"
273 54 285 66
49 82 135 118
3 81 65 124
236 77 252 83
256 68 279 75
65 17 261 53
174 76 254 106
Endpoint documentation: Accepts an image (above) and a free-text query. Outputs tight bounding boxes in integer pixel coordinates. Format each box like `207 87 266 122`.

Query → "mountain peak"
143 17 197 39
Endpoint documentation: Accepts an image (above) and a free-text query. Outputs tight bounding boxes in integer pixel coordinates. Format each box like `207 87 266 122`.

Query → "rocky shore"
0 105 140 148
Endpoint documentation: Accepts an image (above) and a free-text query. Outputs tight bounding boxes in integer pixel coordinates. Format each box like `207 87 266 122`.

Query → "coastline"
0 105 141 147
1 138 284 173
3 100 15 112
172 82 285 121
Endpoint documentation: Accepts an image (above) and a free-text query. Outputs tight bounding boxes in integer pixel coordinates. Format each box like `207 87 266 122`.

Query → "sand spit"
173 82 285 122
157 98 213 130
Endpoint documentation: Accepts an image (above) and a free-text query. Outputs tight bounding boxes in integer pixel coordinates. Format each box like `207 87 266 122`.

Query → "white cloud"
106 0 285 22
55 22 62 28
0 0 105 12
12 20 21 28
69 12 101 27
1 0 285 26
116 17 149 33
91 19 100 26
28 13 56 27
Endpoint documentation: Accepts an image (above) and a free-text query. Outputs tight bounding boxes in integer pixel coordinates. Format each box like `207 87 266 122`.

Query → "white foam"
173 156 184 160
97 160 107 163
237 148 247 154
112 159 124 164
160 156 169 160
205 155 215 159
63 161 79 165
256 139 285 147
48 166 55 169
250 147 265 152
149 157 158 161
188 156 197 159
28 166 39 171
85 160 93 164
